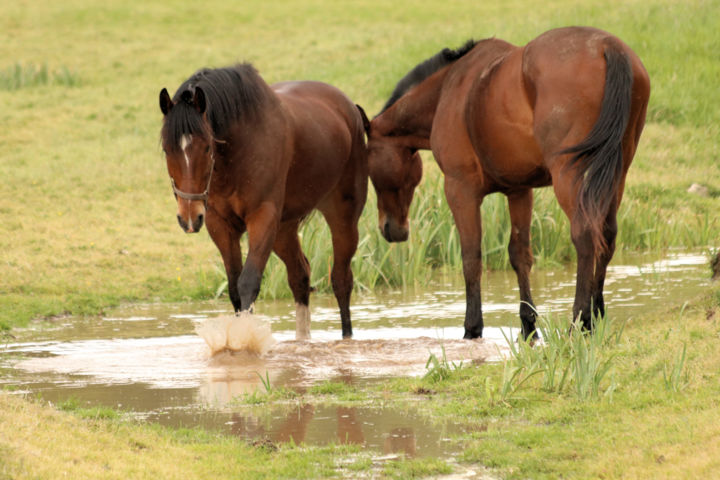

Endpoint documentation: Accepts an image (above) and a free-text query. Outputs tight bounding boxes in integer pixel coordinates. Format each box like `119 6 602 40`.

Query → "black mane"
380 39 477 113
161 63 274 151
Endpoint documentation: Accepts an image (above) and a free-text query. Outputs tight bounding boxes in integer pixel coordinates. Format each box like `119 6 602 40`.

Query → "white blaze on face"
180 134 192 170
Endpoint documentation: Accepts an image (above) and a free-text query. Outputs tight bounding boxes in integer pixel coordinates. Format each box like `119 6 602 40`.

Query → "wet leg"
273 220 312 340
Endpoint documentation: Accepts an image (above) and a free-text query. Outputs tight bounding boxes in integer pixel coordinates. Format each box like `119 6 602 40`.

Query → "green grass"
57 396 121 420
1 0 718 330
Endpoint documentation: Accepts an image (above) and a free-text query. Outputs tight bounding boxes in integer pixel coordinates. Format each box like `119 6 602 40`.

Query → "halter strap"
169 155 216 205
171 178 210 202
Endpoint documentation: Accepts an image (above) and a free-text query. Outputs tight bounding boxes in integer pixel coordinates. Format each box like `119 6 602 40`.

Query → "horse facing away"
159 64 368 339
366 26 650 339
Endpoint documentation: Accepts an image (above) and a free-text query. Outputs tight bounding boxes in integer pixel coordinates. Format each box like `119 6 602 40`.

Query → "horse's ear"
356 104 370 135
159 88 173 115
193 86 207 114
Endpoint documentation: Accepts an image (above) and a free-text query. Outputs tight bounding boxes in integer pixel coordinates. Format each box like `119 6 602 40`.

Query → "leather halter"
169 154 215 206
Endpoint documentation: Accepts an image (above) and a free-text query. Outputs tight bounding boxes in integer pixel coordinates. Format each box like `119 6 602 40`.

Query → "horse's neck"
376 67 450 149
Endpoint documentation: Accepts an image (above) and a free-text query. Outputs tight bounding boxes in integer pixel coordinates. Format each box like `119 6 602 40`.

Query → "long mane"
161 63 274 151
380 39 477 113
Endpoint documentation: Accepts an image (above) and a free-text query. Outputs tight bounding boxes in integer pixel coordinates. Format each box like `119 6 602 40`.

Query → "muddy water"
0 251 712 457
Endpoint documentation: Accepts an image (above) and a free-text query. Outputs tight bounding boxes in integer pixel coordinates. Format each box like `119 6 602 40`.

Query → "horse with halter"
365 27 650 339
159 64 368 339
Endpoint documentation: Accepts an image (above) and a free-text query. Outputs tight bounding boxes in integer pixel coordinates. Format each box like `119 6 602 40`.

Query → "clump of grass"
235 383 298 405
57 397 120 420
382 457 453 479
0 62 80 90
256 370 272 393
662 342 690 393
424 346 464 383
500 311 624 402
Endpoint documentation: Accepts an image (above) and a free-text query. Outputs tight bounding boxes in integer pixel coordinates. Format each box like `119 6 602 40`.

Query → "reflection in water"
0 251 712 457
385 428 417 456
223 403 433 457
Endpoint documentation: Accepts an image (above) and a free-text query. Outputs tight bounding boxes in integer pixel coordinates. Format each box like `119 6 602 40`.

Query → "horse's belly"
477 125 549 189
281 150 348 221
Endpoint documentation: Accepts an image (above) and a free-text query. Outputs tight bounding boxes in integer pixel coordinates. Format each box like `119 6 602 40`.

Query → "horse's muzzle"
177 213 204 234
381 219 409 243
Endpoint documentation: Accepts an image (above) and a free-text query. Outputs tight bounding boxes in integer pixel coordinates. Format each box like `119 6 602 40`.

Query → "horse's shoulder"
435 39 516 119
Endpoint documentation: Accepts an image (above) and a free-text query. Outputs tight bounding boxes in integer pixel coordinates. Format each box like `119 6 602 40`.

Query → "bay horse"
159 64 368 339
366 27 650 339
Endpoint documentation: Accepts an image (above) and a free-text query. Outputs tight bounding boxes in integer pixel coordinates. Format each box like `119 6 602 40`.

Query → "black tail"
562 41 633 259
356 104 371 135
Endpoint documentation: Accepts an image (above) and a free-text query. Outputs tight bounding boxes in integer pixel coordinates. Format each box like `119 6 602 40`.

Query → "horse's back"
274 81 363 137
272 81 367 222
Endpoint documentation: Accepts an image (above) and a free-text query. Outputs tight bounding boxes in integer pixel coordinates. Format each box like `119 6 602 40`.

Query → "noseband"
170 154 216 206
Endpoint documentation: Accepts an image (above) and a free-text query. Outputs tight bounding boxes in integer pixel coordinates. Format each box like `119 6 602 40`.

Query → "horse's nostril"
186 213 204 234
177 214 191 232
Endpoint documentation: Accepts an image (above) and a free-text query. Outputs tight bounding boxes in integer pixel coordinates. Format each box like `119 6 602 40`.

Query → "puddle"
0 250 712 457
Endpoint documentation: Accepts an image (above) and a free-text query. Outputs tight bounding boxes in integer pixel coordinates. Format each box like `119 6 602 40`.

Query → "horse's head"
159 86 215 234
366 121 422 243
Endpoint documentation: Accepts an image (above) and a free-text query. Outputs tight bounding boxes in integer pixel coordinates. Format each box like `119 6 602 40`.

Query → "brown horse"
366 27 650 339
159 64 368 339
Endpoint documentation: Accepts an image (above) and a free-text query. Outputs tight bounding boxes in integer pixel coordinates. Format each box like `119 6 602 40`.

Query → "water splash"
195 313 276 356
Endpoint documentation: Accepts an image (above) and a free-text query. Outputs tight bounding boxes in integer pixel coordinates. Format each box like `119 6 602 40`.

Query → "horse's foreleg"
445 176 484 339
206 212 244 312
506 189 538 340
273 221 312 340
239 203 280 312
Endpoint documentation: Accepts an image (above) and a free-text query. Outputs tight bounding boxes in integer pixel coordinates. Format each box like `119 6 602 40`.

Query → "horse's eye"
205 146 210 154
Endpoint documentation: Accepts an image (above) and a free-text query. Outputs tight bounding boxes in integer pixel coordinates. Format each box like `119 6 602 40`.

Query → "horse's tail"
356 104 371 136
561 40 633 259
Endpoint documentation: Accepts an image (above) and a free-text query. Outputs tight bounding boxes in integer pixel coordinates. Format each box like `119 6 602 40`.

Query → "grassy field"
1 0 720 478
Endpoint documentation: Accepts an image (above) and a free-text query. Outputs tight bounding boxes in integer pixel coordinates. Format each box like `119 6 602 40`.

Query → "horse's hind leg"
592 205 618 320
550 167 596 331
324 214 359 339
273 220 312 339
320 195 364 339
506 189 538 340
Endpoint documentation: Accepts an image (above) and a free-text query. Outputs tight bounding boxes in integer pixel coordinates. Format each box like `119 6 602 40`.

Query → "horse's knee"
508 240 533 273
331 266 353 297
